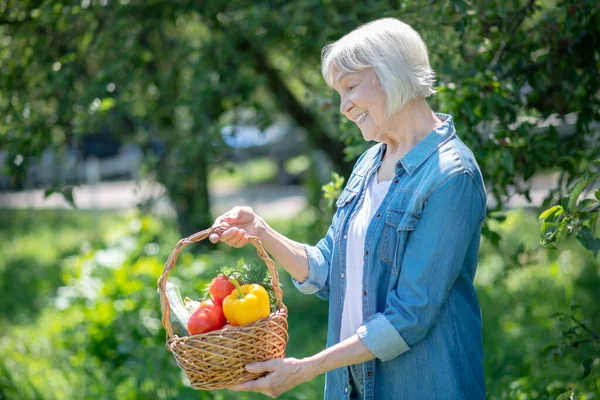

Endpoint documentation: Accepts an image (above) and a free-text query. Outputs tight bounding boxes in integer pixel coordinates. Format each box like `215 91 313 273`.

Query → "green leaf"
556 228 569 241
561 196 571 212
580 358 593 379
100 97 116 111
581 201 600 213
562 325 580 337
491 214 507 222
595 188 600 200
549 312 567 319
502 151 514 175
556 389 573 400
541 221 557 236
578 228 600 257
539 205 564 221
540 344 559 359
64 189 76 209
321 172 345 210
568 172 597 211
482 224 502 247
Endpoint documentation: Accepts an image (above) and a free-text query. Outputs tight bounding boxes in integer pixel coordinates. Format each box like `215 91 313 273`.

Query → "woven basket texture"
158 226 289 390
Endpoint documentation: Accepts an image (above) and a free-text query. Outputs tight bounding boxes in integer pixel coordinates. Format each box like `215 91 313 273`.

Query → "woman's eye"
347 85 356 92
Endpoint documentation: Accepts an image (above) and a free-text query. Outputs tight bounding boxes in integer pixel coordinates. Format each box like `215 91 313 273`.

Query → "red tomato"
187 299 226 335
209 275 237 305
205 299 227 326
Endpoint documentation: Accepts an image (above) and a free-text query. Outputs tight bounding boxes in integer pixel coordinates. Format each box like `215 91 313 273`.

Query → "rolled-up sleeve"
292 220 336 300
359 173 486 361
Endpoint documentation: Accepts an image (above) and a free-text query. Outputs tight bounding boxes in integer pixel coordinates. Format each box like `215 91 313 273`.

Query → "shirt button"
363 290 367 296
367 371 373 377
394 179 399 184
344 387 348 393
343 234 347 240
376 213 381 218
341 273 344 278
397 163 402 168
365 250 369 255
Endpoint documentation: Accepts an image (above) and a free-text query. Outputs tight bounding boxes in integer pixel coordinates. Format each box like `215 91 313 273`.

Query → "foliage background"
1 208 599 399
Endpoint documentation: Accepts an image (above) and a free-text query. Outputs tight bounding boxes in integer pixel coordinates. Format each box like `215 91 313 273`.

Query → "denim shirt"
293 114 487 400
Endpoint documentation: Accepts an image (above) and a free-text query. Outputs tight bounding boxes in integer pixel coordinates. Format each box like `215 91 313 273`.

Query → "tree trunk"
173 151 213 241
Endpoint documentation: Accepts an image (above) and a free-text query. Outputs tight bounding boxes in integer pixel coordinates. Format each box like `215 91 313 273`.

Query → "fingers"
209 220 228 243
220 227 242 242
228 380 256 392
226 229 248 248
209 206 254 246
211 227 248 247
228 359 295 398
229 234 249 248
246 360 277 373
209 213 229 243
228 376 272 396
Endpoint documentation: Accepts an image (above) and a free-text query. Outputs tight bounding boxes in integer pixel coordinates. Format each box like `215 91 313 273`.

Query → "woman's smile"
355 111 369 124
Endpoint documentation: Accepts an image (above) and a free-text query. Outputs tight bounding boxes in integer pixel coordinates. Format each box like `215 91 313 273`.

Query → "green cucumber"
157 281 192 337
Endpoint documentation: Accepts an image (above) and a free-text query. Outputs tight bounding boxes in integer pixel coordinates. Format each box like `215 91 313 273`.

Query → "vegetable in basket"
157 226 288 390
208 275 237 305
217 257 281 312
222 279 271 326
156 281 192 336
187 298 227 335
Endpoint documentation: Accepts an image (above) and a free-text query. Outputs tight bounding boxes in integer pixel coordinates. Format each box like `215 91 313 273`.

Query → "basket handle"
157 225 286 339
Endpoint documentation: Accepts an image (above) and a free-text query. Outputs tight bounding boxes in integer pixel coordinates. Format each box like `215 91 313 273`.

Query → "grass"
0 209 127 327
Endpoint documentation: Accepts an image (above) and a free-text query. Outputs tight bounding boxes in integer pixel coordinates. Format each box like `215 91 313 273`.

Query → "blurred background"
1 0 599 399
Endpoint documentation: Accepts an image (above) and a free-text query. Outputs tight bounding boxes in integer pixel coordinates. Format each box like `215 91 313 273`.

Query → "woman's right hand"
209 206 263 248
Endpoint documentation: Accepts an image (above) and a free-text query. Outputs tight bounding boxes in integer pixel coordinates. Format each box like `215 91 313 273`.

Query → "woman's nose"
339 97 353 115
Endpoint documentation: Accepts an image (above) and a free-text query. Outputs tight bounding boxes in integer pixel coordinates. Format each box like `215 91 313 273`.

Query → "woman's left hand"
229 357 315 398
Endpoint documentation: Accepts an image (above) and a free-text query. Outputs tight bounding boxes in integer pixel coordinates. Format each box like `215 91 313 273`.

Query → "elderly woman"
209 18 487 399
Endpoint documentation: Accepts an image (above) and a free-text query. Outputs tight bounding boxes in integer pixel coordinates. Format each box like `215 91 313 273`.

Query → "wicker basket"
157 226 289 390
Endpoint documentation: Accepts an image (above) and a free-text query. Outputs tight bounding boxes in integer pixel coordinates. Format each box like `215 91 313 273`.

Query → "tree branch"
570 315 600 340
242 38 353 175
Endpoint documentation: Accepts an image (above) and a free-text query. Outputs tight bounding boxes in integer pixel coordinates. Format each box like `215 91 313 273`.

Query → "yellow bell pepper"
222 279 271 326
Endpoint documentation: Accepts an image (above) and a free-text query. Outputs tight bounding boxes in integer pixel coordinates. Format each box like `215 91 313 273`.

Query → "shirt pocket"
333 188 358 243
380 209 419 274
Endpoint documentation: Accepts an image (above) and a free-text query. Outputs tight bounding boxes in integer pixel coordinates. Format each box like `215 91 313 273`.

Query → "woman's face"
332 67 389 142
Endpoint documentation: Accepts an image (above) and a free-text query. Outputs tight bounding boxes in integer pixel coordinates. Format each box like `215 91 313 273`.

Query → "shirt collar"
376 113 456 176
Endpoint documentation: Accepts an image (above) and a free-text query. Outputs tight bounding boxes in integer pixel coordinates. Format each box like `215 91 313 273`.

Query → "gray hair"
322 18 436 116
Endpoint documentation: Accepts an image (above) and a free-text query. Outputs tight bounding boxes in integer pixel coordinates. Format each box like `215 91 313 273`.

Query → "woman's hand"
228 336 375 398
209 206 263 248
211 206 311 283
229 358 316 398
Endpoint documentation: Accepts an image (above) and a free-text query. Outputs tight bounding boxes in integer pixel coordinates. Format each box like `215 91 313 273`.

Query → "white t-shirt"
340 173 392 341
